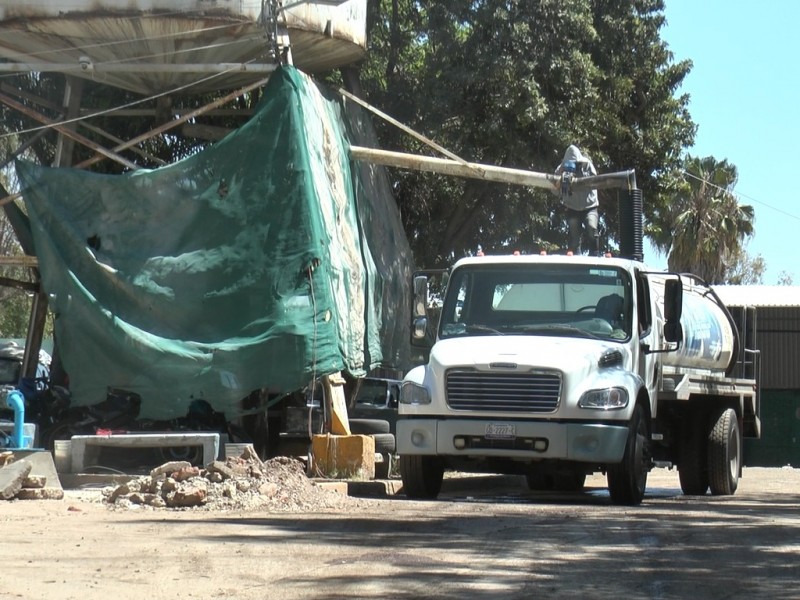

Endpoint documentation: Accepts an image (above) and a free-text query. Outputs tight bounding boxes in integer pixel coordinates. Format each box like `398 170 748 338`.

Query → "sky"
647 1 800 283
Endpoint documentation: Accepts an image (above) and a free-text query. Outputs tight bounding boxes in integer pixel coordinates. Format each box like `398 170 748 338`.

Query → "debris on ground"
103 446 365 512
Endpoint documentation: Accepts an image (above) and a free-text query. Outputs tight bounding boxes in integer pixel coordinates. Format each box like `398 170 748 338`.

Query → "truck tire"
678 416 710 495
708 408 741 495
348 419 391 434
400 454 444 499
371 433 396 454
607 404 649 505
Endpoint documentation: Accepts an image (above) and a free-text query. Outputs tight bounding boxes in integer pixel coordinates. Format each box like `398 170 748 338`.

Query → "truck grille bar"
445 370 562 413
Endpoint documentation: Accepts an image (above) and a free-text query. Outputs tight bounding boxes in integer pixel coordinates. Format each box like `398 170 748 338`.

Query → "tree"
655 155 754 284
725 251 765 285
350 0 695 267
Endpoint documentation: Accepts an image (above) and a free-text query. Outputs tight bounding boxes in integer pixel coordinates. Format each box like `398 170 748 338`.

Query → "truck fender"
403 365 426 386
594 368 648 419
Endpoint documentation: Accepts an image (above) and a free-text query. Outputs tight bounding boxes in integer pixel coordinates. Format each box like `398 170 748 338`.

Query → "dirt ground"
1 465 799 600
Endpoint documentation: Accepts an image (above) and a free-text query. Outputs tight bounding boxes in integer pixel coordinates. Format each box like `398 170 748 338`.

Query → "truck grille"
445 370 561 413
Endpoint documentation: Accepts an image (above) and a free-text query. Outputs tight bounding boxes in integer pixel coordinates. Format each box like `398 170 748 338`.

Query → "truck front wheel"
708 408 741 495
400 455 444 499
607 404 650 505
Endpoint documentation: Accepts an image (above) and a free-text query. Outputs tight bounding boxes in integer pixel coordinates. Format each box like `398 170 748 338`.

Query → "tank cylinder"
652 277 737 372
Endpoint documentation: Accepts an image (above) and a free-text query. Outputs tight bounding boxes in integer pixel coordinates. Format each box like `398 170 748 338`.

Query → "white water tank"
0 0 366 94
651 275 737 373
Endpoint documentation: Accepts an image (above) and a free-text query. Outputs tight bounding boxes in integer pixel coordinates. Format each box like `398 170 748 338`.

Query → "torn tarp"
16 66 413 419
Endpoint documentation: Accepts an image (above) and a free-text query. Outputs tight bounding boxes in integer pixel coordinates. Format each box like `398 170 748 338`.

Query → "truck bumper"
396 418 629 464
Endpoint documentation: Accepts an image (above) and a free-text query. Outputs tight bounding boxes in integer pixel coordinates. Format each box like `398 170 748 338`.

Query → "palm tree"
663 155 754 284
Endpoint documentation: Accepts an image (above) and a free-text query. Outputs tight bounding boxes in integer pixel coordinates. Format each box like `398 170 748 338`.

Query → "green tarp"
16 66 413 419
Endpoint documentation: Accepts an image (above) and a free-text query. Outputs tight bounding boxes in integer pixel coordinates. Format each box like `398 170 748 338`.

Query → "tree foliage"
350 0 696 267
652 155 754 284
725 251 765 285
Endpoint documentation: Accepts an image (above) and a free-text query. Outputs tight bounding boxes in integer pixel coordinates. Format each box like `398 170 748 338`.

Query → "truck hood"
429 335 630 374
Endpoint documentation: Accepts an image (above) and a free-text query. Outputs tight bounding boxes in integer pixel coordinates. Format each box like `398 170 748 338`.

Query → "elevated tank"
0 0 366 94
650 274 738 373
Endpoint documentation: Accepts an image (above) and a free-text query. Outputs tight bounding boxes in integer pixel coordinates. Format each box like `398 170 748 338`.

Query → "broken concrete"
0 460 33 500
0 450 64 500
15 488 65 500
105 451 358 511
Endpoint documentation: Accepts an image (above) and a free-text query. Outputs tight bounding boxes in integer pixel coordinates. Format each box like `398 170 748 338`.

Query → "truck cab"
398 254 758 505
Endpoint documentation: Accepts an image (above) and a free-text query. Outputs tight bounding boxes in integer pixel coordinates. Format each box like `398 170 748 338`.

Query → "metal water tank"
0 0 366 94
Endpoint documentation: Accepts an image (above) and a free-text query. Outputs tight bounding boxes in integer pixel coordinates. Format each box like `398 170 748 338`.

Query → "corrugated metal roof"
712 285 800 307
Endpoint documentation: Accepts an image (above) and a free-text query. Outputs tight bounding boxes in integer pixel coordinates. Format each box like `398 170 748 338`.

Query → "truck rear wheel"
607 404 649 505
708 408 740 495
678 416 710 495
400 455 444 499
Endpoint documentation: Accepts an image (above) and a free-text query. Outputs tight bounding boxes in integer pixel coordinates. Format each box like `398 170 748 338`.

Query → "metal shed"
713 285 800 466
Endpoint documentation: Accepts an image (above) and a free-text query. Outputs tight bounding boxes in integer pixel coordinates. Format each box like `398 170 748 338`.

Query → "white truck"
397 253 760 505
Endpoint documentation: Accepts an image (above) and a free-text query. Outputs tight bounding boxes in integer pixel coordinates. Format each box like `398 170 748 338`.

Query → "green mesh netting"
16 66 413 419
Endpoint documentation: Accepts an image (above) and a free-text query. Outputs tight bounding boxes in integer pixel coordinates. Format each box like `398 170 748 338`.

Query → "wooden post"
321 373 351 435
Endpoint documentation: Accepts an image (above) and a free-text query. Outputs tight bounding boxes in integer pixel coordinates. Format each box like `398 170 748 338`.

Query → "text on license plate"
485 423 516 439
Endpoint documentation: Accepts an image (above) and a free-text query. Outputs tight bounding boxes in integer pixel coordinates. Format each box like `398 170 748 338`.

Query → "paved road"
1 467 798 600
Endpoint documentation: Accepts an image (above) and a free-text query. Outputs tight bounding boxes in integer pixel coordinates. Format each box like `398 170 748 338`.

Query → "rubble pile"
104 446 358 512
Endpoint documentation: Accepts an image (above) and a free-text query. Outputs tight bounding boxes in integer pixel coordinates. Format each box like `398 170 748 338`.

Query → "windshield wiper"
463 324 505 335
514 324 601 340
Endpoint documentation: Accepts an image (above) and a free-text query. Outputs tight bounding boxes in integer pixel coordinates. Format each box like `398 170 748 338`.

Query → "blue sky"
647 1 800 283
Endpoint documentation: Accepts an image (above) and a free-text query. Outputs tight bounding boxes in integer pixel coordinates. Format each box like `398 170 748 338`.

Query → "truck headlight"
400 381 431 405
578 387 628 410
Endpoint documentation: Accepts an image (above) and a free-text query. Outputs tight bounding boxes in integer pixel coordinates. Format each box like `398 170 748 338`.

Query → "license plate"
485 423 516 439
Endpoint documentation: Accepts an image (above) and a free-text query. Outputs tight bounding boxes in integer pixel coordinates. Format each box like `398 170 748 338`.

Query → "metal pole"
0 62 277 74
350 146 638 193
0 91 139 171
350 146 559 189
75 76 272 169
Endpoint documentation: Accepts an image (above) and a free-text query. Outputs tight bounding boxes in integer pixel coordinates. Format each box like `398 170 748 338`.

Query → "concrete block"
311 434 375 480
69 433 220 473
223 443 256 459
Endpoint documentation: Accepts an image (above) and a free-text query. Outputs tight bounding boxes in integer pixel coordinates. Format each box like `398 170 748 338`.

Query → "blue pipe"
7 389 25 449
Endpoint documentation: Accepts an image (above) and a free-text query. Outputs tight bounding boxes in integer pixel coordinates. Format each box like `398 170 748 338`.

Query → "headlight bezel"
578 386 629 410
399 381 432 405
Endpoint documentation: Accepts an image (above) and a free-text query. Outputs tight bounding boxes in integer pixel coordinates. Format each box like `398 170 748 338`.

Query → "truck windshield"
439 263 632 342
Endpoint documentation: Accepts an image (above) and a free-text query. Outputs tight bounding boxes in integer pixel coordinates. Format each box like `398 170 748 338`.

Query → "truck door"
635 269 658 405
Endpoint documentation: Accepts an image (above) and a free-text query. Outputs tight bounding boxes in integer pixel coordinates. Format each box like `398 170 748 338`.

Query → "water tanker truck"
347 146 759 505
397 252 760 506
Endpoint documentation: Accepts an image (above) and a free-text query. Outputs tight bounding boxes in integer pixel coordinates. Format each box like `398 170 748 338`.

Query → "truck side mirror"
664 278 683 344
412 316 429 344
413 275 428 318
